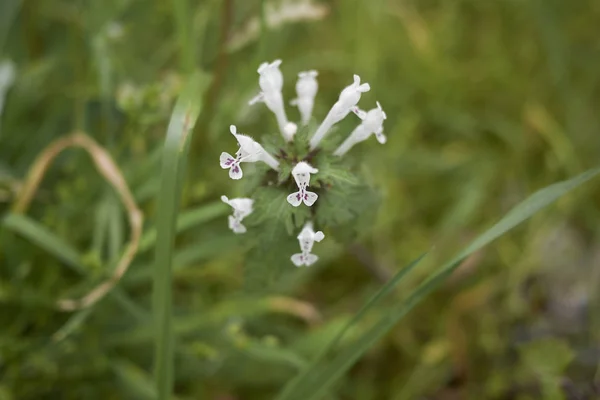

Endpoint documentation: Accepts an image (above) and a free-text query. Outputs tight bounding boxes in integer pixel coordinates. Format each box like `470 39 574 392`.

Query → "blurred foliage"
1 0 600 399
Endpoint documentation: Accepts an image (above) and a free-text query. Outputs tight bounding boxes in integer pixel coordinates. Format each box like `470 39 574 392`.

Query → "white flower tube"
334 101 387 156
309 74 370 150
219 125 280 180
221 195 254 234
291 221 324 267
249 59 297 141
287 162 319 207
290 70 318 126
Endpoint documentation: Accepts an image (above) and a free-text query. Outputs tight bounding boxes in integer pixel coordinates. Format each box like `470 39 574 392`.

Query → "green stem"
173 0 194 73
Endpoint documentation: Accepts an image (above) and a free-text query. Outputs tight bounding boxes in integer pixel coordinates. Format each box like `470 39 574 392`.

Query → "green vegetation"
1 0 600 399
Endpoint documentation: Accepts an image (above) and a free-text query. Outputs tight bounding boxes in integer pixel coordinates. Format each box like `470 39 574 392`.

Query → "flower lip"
220 125 279 179
339 75 370 105
258 59 283 92
298 70 318 78
287 162 319 207
291 221 325 267
292 161 319 175
221 195 254 233
229 125 264 162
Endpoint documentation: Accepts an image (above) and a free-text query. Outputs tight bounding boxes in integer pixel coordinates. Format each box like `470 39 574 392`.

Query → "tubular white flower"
249 59 295 141
309 74 370 150
220 125 280 180
287 162 319 207
334 101 387 156
291 221 324 267
290 70 318 126
221 195 254 234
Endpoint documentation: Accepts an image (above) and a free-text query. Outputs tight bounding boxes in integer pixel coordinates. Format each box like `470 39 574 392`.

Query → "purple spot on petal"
233 166 240 173
304 193 308 200
296 193 301 201
225 159 234 166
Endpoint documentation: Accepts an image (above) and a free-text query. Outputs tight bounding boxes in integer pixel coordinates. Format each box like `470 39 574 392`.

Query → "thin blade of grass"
3 213 83 273
152 70 209 400
277 166 600 400
2 213 148 322
51 307 94 342
276 252 427 399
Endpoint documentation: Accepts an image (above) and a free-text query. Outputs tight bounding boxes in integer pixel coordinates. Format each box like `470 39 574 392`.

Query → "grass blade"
276 252 427 399
2 213 148 321
173 0 194 73
152 70 209 400
2 213 83 274
277 166 600 400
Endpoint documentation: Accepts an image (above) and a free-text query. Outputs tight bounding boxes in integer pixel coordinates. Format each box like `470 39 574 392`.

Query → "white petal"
303 191 318 206
287 192 302 207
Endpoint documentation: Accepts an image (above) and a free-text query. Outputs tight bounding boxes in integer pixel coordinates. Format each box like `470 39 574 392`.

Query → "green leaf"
244 219 299 293
276 166 600 400
152 70 209 400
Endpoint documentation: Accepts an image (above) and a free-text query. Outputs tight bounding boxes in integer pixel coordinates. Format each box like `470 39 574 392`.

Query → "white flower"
309 74 370 149
287 162 319 207
220 125 280 180
290 70 318 126
0 60 16 116
291 222 324 267
227 0 329 52
249 60 295 141
221 195 254 234
334 101 387 156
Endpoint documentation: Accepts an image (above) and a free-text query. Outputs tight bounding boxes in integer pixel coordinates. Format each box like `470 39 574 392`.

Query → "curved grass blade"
152 70 209 400
277 166 600 400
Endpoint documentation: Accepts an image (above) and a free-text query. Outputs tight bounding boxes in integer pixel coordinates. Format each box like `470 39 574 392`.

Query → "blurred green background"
1 0 600 399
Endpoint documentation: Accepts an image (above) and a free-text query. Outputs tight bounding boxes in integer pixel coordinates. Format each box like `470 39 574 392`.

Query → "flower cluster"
220 59 387 267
